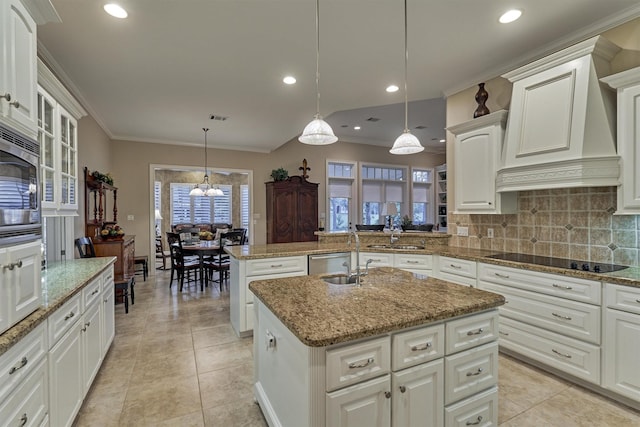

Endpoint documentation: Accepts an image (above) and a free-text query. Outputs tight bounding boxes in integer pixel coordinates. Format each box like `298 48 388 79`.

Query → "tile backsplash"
448 187 639 266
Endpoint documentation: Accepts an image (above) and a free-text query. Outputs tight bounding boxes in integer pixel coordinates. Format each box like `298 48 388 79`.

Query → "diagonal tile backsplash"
448 187 639 266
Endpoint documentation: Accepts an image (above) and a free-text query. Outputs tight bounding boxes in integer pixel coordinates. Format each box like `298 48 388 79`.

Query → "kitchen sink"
366 244 425 250
321 274 359 285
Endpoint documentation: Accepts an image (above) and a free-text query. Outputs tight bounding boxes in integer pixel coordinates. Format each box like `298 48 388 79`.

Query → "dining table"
181 241 222 289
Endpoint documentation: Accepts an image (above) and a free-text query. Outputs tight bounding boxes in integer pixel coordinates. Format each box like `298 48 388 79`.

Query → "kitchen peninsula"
249 267 505 426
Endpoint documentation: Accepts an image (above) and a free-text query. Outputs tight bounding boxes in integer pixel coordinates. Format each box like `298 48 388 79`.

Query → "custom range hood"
496 36 621 192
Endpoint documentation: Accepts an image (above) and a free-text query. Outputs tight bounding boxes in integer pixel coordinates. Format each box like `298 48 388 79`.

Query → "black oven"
0 123 41 246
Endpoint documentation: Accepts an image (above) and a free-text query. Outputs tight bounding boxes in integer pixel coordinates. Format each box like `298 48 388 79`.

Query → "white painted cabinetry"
436 256 477 287
449 110 516 214
230 255 306 336
603 283 640 401
0 0 38 138
478 262 602 384
602 66 640 214
0 240 42 335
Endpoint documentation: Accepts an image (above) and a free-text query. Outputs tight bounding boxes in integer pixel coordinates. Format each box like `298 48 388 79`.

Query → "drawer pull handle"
9 357 28 375
466 367 483 377
495 272 510 279
20 414 27 426
410 342 432 351
552 283 573 290
499 331 509 336
552 312 572 321
406 260 420 264
552 349 572 359
636 299 640 304
64 311 75 321
348 357 374 369
466 328 484 336
399 385 406 393
371 259 382 262
2 260 23 271
466 415 483 425
270 264 283 268
91 289 100 296
450 264 462 269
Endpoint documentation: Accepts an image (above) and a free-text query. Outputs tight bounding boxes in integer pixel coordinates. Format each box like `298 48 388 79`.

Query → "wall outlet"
457 226 469 237
487 228 494 238
127 215 134 221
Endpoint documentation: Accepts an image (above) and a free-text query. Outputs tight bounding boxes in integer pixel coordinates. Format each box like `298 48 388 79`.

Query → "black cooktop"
486 253 628 274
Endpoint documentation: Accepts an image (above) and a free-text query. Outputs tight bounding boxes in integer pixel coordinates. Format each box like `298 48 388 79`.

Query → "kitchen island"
249 267 505 427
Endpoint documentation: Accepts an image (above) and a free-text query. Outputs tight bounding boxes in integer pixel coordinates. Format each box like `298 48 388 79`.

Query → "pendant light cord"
315 0 321 118
403 0 409 132
203 127 209 178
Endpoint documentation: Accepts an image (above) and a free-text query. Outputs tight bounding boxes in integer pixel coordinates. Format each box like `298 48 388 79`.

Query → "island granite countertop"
0 257 116 357
249 267 506 347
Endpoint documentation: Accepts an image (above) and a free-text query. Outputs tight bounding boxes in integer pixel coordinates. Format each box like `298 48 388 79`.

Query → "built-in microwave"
0 123 41 247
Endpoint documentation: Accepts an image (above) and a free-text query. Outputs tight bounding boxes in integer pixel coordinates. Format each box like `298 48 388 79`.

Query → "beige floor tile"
130 348 197 383
202 398 267 427
199 363 254 409
153 410 205 427
195 340 253 374
192 323 240 349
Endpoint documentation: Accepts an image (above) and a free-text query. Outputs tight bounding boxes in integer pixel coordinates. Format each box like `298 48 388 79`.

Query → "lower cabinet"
327 375 391 427
392 360 444 427
435 256 477 287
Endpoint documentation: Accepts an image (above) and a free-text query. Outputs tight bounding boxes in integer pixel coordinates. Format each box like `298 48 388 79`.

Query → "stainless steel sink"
321 274 359 285
366 244 425 250
367 244 392 249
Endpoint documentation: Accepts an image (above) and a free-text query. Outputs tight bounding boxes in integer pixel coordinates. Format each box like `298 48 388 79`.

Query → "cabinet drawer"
394 254 433 271
392 324 444 371
605 283 640 315
445 311 498 355
48 293 81 349
246 256 306 276
479 263 601 304
481 282 600 344
0 357 48 427
439 257 477 279
326 336 390 392
444 341 498 405
82 277 102 309
444 386 498 427
499 317 600 384
0 322 47 402
359 252 393 268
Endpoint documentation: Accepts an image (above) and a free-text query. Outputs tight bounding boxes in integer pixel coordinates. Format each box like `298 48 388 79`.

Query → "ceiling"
37 0 640 154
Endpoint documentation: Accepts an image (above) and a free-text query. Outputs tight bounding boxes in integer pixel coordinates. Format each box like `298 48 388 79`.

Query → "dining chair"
166 232 200 291
204 230 245 290
155 237 170 270
75 237 96 258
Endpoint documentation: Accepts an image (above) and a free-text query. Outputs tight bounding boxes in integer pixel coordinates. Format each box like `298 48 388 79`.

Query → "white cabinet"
601 66 640 214
102 268 115 352
327 375 391 427
448 110 516 214
498 36 620 192
393 253 433 275
435 256 477 287
230 255 306 336
358 252 393 269
603 283 640 401
0 240 42 334
392 360 444 427
0 0 38 138
37 61 86 216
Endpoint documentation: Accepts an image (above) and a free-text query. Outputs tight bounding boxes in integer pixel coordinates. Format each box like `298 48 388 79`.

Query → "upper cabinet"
0 0 37 138
448 110 516 214
602 66 640 214
38 60 87 216
497 36 620 192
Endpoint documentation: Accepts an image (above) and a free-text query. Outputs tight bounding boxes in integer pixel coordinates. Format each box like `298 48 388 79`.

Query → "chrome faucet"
347 231 363 286
390 229 399 246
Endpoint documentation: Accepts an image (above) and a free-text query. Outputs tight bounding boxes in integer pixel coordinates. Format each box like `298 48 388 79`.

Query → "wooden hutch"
84 167 135 280
266 175 318 243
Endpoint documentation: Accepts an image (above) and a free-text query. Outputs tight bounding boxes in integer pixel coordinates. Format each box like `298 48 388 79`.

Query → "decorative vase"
473 83 490 118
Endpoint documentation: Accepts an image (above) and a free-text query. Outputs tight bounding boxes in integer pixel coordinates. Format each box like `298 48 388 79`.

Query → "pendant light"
190 128 224 197
298 0 338 145
390 0 424 155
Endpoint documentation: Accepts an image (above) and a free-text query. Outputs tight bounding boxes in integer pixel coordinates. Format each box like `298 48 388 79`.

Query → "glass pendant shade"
299 116 338 145
191 128 223 197
205 187 224 197
390 130 424 155
189 186 204 196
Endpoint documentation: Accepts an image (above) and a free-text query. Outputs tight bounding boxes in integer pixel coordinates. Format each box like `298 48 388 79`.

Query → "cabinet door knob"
0 93 11 102
399 385 406 393
384 391 392 399
9 100 20 109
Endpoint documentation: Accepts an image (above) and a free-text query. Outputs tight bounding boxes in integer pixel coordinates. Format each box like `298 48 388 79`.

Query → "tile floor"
73 268 640 426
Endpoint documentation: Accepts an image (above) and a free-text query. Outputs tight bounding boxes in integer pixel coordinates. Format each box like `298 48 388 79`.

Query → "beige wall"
444 19 640 265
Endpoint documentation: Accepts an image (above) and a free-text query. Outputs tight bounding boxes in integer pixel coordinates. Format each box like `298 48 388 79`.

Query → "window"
411 168 434 225
327 161 356 232
361 164 407 227
170 183 231 224
241 184 250 229
154 181 161 236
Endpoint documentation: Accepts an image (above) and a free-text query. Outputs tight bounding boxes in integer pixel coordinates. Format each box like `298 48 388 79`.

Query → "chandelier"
389 0 424 155
190 128 224 197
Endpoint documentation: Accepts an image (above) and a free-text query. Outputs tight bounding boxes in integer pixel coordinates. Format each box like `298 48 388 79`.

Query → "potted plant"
401 215 414 231
270 167 289 182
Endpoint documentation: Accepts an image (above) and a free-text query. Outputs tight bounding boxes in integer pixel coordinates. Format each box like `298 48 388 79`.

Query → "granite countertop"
0 257 116 357
249 267 506 347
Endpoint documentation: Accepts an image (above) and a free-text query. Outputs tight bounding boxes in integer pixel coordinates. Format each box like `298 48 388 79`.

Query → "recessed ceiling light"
103 3 128 18
283 76 296 85
499 9 522 24
354 126 361 130
386 85 399 93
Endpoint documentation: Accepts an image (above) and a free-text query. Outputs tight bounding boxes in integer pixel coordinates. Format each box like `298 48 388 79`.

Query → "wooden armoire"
266 176 318 243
